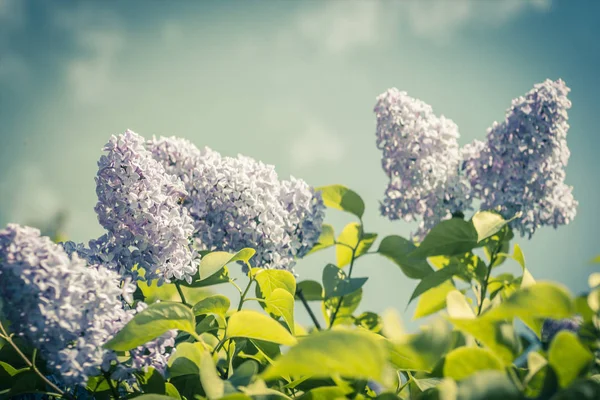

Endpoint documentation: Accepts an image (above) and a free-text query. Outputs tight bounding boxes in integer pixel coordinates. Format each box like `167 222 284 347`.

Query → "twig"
296 289 322 330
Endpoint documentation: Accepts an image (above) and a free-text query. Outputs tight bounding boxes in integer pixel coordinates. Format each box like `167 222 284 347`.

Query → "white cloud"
65 30 124 104
6 164 61 226
402 0 551 42
290 122 345 168
53 6 125 105
278 0 551 52
291 1 383 54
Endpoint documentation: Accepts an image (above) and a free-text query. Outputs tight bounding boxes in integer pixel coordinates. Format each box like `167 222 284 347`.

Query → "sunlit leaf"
192 295 230 317
262 330 386 381
227 310 297 346
263 288 295 334
316 184 365 218
335 222 377 267
443 347 504 381
253 268 296 298
199 249 255 280
307 224 336 255
413 280 455 320
168 342 204 378
548 331 593 388
104 302 196 351
471 211 508 243
200 350 225 400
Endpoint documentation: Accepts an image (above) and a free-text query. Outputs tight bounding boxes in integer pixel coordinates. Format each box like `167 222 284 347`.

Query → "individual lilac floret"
147 136 325 272
541 316 583 345
94 130 198 284
0 224 132 386
374 88 473 240
464 79 577 238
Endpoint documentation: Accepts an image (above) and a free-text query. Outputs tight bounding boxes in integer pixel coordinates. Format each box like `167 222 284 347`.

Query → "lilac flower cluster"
375 79 577 239
464 79 577 238
374 88 472 240
147 136 325 271
541 316 583 345
0 224 130 386
93 130 198 284
0 224 175 387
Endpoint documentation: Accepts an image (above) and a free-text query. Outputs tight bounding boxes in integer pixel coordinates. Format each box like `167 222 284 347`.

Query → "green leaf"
200 350 225 400
322 264 368 299
253 268 296 298
104 302 196 351
588 288 600 312
199 249 255 280
446 290 475 319
297 386 348 400
165 383 181 399
335 222 377 267
513 244 535 288
263 288 296 334
409 264 459 304
322 288 363 326
308 224 336 255
471 211 508 243
229 360 259 388
590 255 600 264
355 312 382 332
182 266 231 288
316 184 365 218
414 280 456 319
262 330 386 381
133 395 177 400
455 371 521 400
296 280 323 301
443 347 504 381
226 310 297 346
192 295 230 317
548 331 593 388
388 319 452 372
410 219 479 259
377 235 433 279
139 368 166 394
168 342 204 378
450 283 574 363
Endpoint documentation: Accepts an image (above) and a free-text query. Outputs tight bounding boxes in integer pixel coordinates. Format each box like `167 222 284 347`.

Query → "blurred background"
1 0 599 328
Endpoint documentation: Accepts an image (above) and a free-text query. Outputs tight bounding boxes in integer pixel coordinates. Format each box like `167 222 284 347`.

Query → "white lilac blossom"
374 88 473 240
464 79 577 237
0 224 132 386
94 130 198 284
147 136 325 271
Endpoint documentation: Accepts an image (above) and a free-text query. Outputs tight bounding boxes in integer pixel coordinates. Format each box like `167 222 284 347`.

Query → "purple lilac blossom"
0 224 132 386
147 136 325 271
94 130 198 284
374 88 473 240
541 316 583 344
464 79 577 238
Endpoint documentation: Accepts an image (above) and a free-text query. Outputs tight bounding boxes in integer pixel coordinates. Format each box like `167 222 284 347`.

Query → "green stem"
212 337 227 355
242 297 266 303
296 289 322 330
477 241 502 316
237 279 254 311
175 283 189 306
0 321 73 399
103 371 121 400
329 246 357 328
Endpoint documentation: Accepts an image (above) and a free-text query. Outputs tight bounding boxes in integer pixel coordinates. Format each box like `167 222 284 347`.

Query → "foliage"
0 80 595 400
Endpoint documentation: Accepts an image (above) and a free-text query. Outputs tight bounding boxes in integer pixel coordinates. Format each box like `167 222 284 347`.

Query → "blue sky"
1 0 599 327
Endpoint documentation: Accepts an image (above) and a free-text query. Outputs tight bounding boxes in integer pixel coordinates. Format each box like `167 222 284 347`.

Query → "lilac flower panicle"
541 316 583 345
94 130 198 284
147 136 325 272
374 88 474 240
464 79 577 237
0 224 131 386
